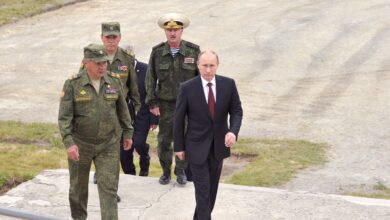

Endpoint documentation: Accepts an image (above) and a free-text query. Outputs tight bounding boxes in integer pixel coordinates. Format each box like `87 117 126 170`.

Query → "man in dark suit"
174 50 243 220
120 46 159 176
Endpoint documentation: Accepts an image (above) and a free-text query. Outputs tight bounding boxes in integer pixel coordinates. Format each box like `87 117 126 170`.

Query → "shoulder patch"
184 41 200 50
152 42 165 50
68 73 81 80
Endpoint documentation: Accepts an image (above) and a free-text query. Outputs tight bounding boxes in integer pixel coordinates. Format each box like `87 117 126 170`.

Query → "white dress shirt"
201 76 216 103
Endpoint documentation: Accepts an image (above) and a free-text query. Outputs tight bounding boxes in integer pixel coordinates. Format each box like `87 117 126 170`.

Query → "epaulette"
183 41 200 50
120 47 135 58
108 72 121 79
152 42 165 50
68 73 81 80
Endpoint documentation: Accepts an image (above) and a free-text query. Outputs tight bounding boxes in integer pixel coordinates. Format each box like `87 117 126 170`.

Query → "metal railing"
0 207 64 220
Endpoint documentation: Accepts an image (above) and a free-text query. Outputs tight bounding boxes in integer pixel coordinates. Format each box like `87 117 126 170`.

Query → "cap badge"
80 90 87 95
166 19 178 28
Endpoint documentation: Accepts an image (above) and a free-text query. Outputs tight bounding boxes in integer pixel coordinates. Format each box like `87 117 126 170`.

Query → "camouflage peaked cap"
158 13 190 29
102 22 121 36
83 44 108 62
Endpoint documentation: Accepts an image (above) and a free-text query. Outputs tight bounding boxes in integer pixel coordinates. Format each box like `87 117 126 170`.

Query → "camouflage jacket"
145 40 200 108
107 47 141 112
58 69 133 148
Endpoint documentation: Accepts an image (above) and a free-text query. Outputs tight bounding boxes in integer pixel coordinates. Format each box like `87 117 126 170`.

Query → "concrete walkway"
1 169 390 220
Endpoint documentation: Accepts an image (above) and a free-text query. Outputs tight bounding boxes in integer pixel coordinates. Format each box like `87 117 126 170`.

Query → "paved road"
0 0 389 194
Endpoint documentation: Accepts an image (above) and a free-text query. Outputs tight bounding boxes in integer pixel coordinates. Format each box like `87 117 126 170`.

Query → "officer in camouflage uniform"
145 13 200 185
92 22 141 202
58 44 133 220
100 22 141 112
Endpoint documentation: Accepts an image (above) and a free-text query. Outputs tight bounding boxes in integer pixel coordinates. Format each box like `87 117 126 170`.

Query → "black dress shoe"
139 170 149 177
117 194 121 203
159 174 171 185
175 169 187 185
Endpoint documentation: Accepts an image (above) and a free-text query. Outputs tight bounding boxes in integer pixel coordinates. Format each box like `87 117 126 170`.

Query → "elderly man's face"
164 28 183 46
101 35 121 54
198 52 219 82
84 60 107 80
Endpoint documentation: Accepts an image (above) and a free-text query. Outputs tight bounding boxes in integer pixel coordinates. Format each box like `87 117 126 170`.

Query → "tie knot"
207 82 212 87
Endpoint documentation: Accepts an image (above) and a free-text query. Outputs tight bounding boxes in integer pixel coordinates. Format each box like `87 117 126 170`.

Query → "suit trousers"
120 111 151 175
190 148 223 220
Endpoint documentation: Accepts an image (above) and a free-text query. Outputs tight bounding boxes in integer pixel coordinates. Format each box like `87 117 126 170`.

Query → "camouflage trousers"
68 136 120 220
158 100 187 175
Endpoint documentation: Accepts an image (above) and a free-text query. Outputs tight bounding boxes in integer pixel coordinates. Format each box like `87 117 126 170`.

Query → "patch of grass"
0 176 24 195
0 120 62 147
0 120 329 194
0 121 164 193
0 142 67 195
226 139 328 187
0 0 83 26
346 182 390 200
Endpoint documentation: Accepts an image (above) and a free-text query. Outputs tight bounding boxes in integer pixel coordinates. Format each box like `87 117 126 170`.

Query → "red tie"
207 83 215 119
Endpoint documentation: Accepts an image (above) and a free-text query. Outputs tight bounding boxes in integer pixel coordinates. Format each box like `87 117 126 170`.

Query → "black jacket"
173 75 243 164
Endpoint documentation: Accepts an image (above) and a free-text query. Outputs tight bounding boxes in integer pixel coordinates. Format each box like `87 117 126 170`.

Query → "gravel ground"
0 0 389 194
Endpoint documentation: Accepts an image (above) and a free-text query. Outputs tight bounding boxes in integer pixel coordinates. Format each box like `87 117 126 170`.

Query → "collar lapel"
214 75 222 118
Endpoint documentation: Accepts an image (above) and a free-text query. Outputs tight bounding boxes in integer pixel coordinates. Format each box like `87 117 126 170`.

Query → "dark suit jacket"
133 60 159 124
173 75 243 165
134 61 149 113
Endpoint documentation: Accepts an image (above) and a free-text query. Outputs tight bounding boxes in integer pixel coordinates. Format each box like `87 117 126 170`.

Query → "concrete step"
1 169 390 220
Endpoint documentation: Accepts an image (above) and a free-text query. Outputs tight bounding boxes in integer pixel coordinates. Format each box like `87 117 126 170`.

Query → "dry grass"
346 182 390 200
226 139 328 187
0 0 84 26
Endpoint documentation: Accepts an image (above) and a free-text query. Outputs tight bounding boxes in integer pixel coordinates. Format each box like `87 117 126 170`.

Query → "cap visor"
102 31 120 37
90 56 108 62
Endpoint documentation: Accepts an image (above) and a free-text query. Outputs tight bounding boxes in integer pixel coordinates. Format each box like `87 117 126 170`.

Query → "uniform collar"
162 40 188 56
102 73 111 85
80 69 110 86
79 69 90 86
112 47 126 62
